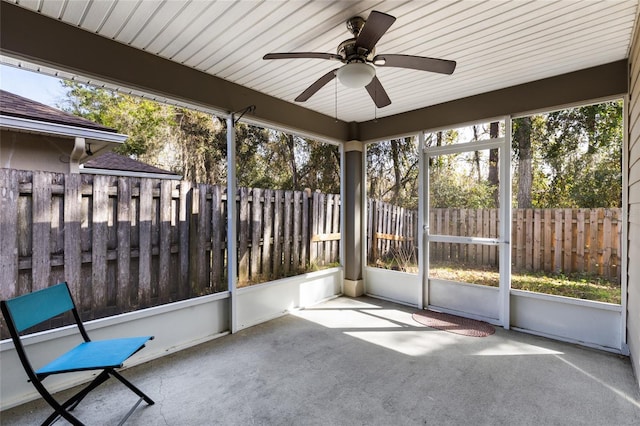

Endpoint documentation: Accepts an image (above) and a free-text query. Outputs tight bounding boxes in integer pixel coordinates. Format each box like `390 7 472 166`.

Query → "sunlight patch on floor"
344 330 459 356
292 309 403 329
473 342 564 356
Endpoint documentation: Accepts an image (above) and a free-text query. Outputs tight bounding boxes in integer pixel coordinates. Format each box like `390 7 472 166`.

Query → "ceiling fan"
263 10 456 108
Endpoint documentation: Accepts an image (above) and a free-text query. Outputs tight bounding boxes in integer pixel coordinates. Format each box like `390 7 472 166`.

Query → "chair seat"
36 336 153 376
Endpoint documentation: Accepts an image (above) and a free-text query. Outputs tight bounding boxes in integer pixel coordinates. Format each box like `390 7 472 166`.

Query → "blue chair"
1 282 154 425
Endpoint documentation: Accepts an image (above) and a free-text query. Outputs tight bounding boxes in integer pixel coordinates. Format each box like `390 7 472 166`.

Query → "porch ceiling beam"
359 60 628 142
0 2 350 142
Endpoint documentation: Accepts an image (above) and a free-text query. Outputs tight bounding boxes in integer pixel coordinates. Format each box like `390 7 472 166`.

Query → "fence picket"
284 190 293 273
332 193 340 262
32 172 51 292
116 177 131 308
0 169 19 301
251 188 263 279
576 209 586 273
178 182 191 299
273 190 283 277
91 175 110 315
238 187 249 284
211 185 223 291
301 189 310 268
603 209 613 278
159 180 172 301
293 191 302 270
262 189 273 279
544 209 552 271
138 178 153 307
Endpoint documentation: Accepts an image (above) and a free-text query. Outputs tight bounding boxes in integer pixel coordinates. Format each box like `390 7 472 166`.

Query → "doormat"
412 310 495 337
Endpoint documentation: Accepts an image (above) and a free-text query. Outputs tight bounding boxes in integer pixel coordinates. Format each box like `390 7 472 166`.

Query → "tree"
60 81 341 191
541 101 622 207
488 122 500 206
367 137 419 208
61 81 173 159
513 117 533 208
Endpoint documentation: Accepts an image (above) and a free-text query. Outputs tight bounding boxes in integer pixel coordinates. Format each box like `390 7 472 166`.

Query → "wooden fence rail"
367 203 622 282
0 170 339 334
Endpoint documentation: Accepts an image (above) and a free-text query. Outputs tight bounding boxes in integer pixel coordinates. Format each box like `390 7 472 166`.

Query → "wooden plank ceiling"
3 0 638 123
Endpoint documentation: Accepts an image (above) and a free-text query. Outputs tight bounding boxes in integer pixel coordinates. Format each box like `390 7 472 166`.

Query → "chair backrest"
2 282 74 333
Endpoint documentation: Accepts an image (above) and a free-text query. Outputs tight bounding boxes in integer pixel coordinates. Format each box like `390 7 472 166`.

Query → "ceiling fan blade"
373 54 456 74
263 52 342 61
355 11 396 51
365 76 391 108
295 69 338 102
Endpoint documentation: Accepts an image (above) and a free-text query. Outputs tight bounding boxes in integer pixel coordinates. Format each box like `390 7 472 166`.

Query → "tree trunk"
390 139 402 204
516 117 533 208
472 126 481 182
287 134 298 189
488 122 499 207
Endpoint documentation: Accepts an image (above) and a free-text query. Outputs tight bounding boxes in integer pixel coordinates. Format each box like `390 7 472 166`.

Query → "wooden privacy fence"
0 169 340 331
367 199 419 264
367 203 622 282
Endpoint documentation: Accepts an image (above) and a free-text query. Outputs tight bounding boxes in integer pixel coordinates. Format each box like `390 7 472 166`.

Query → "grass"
428 262 621 304
373 259 621 304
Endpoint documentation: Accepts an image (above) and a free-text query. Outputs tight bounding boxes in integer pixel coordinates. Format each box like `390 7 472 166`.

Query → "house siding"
628 20 640 389
0 130 72 174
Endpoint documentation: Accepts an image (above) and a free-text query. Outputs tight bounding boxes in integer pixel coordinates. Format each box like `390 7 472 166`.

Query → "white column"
500 117 512 329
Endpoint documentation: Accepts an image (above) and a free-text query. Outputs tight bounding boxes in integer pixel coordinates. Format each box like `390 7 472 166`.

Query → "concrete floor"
2 296 640 425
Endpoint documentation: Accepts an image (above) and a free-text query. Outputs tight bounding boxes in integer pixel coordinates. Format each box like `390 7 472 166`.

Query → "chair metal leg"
40 370 111 426
108 369 155 405
40 367 154 426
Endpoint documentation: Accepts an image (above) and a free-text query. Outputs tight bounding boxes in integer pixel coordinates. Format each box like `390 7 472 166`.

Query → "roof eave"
0 114 128 144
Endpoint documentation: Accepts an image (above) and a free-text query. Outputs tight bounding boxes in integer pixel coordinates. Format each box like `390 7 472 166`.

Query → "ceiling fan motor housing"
338 39 375 63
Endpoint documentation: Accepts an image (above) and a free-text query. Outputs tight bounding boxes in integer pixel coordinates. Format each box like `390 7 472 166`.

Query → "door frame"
420 117 512 328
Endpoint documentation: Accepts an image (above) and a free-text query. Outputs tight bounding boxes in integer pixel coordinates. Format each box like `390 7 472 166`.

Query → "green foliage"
59 81 340 191
516 100 623 208
429 169 496 208
61 81 173 158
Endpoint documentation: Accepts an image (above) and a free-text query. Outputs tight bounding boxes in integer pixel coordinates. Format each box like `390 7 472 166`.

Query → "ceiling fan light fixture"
337 62 375 88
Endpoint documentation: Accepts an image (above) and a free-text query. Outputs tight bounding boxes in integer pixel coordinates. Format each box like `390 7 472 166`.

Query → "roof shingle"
83 152 178 175
0 89 116 132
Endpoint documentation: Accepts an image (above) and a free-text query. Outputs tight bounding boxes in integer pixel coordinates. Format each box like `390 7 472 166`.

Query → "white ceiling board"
4 0 638 123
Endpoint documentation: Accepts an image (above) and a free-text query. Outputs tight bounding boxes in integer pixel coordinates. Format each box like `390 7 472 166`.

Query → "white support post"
500 117 512 329
226 114 238 333
418 132 426 310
